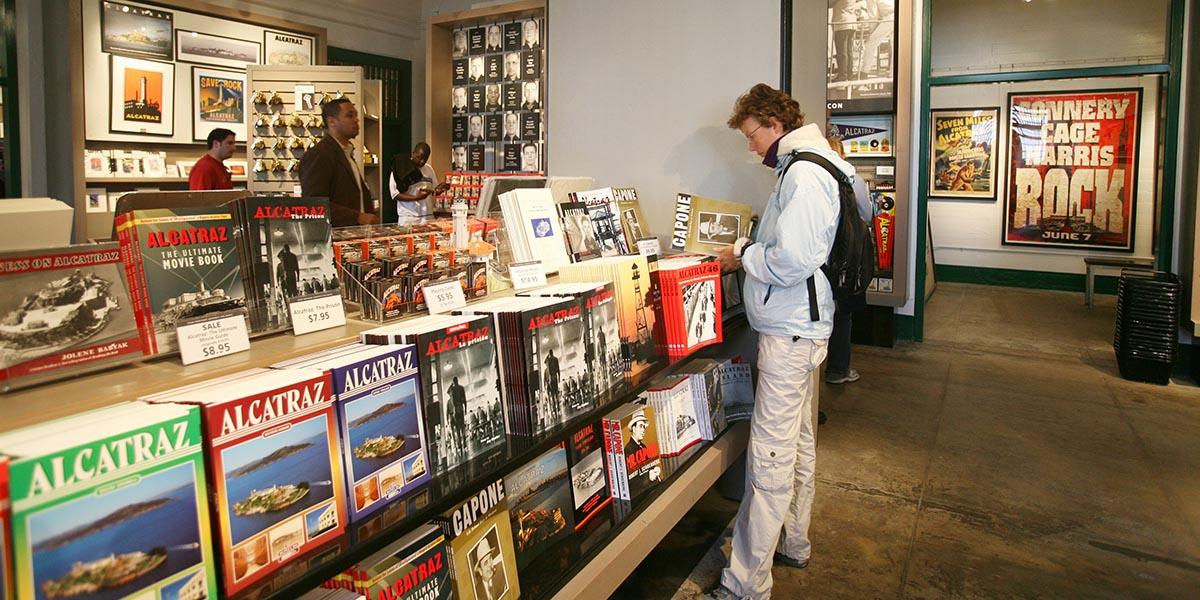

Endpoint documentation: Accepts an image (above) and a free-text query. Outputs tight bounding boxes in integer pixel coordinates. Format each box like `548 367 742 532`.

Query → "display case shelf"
85 177 249 184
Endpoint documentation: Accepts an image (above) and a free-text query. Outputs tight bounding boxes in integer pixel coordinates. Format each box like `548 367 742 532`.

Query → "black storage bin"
1113 270 1180 385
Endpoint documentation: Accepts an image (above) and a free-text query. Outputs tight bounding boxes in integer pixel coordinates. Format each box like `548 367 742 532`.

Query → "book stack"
572 187 629 256
461 296 590 436
498 188 571 273
557 255 659 378
651 255 724 359
0 402 219 600
504 445 576 599
360 315 505 476
0 243 144 391
640 374 704 458
565 421 612 552
601 402 662 501
670 193 754 255
273 343 433 522
233 197 338 333
115 206 247 355
313 523 452 600
435 478 521 600
614 186 650 250
143 368 347 595
517 282 623 397
719 359 755 423
676 359 726 440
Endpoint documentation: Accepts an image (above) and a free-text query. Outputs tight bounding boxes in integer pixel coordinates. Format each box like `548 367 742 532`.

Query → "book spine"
115 214 154 355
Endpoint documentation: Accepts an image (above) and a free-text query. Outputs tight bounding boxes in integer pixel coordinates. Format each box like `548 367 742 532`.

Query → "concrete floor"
619 282 1200 599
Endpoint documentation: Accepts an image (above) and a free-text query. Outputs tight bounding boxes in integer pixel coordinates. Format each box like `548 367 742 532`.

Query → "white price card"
636 237 662 257
176 311 251 366
424 278 467 314
876 165 895 176
509 261 546 290
289 292 347 335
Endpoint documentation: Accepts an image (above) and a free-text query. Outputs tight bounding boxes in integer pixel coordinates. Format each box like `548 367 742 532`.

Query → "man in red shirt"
188 128 236 190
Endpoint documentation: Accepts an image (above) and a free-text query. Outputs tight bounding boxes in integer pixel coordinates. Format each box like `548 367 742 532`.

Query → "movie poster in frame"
264 30 314 66
109 55 175 137
826 0 895 114
930 107 999 200
176 30 260 69
192 66 246 142
101 1 174 61
1003 89 1141 251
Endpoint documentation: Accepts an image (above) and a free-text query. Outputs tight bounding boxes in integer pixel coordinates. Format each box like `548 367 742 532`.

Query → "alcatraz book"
116 207 246 356
0 243 143 391
671 193 754 255
147 368 347 595
565 421 612 550
235 197 337 333
0 402 219 600
329 523 451 600
436 479 520 600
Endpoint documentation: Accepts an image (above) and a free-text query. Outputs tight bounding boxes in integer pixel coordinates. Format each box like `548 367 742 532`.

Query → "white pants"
720 334 827 599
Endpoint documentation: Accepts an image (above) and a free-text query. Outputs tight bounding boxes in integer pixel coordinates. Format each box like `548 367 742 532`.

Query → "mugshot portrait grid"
451 16 544 174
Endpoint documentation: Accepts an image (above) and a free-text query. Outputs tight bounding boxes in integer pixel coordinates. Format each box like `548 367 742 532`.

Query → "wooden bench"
1083 256 1154 307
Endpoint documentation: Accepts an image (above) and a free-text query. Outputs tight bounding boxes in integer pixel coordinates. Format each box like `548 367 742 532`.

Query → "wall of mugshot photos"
449 16 545 173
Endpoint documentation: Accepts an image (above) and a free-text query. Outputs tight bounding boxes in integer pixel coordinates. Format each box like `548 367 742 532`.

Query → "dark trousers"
828 307 853 375
833 29 855 81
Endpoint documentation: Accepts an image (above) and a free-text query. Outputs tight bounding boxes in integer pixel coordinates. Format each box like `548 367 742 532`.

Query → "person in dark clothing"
448 376 468 457
277 244 301 297
299 98 377 227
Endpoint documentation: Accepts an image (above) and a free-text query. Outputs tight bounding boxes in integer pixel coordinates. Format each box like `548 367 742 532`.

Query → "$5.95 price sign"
176 310 251 365
424 278 467 314
289 292 347 335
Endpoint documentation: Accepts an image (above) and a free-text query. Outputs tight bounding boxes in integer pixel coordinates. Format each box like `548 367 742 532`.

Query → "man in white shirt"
390 142 448 224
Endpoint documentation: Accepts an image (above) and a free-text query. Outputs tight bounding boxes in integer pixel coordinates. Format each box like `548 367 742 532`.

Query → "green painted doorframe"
912 0 1186 342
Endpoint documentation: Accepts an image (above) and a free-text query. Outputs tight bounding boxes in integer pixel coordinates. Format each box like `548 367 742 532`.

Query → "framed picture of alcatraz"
176 30 260 69
191 66 247 142
263 30 314 66
101 1 174 61
109 55 175 136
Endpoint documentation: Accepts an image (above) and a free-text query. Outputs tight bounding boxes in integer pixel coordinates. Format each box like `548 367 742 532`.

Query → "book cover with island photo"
670 194 754 255
146 368 346 595
0 243 143 392
0 402 217 600
505 444 576 599
115 207 246 356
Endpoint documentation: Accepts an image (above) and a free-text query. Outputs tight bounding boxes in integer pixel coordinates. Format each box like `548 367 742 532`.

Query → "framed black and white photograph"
521 112 540 140
520 142 540 172
452 86 468 113
826 0 895 114
452 145 467 171
467 115 485 142
263 30 314 66
109 55 175 136
452 58 468 85
468 526 510 600
502 112 520 141
102 1 173 61
452 29 468 58
485 24 503 52
521 81 540 111
521 19 541 49
521 50 541 80
503 22 522 51
468 27 486 55
502 83 521 110
695 212 741 245
485 55 502 83
191 66 246 142
176 30 259 69
503 52 521 82
468 56 485 83
484 84 502 112
484 114 501 141
452 116 467 142
502 144 521 171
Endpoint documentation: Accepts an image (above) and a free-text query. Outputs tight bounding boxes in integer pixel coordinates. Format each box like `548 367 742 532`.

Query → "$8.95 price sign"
289 293 347 335
176 311 251 365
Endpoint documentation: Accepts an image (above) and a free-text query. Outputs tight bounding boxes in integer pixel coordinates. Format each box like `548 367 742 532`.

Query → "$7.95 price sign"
289 292 347 335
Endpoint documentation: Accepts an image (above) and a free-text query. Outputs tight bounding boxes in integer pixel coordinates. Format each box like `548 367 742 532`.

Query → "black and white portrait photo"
485 84 502 111
469 527 509 600
468 56 485 82
453 29 468 58
468 115 485 142
503 52 521 81
502 112 520 141
452 87 468 113
521 81 540 110
486 24 503 52
696 212 740 245
452 145 467 171
520 142 540 172
521 19 540 48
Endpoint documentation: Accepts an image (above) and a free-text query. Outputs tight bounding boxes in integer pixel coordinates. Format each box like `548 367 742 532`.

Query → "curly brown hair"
726 83 805 131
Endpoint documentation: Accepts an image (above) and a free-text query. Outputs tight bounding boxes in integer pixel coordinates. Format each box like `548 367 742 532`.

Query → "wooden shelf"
85 177 249 184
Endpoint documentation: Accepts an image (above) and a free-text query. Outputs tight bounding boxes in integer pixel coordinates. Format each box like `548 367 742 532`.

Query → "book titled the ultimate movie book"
146 368 348 595
234 197 338 333
435 478 520 600
273 344 433 522
0 243 143 391
505 445 576 599
115 207 247 356
601 402 662 501
461 296 590 436
517 281 623 397
319 523 452 600
360 315 505 476
0 402 219 600
653 256 724 359
671 193 754 255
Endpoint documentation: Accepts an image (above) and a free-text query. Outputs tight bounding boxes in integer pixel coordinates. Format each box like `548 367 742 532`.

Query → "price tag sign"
424 278 467 314
509 261 546 290
176 311 251 366
289 292 347 336
636 237 662 257
876 165 895 176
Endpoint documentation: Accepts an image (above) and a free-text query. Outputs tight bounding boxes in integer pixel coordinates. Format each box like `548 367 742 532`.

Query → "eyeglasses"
744 124 762 140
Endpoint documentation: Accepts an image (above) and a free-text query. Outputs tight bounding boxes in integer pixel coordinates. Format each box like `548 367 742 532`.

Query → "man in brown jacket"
299 97 378 227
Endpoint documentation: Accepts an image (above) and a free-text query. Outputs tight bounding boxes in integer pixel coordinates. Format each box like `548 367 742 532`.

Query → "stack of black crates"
1114 269 1181 385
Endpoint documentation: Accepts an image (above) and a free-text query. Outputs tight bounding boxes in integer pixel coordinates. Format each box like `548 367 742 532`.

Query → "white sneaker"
825 368 860 384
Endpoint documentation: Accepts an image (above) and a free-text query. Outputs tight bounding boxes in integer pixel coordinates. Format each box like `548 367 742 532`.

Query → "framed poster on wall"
1003 89 1141 251
191 66 246 142
826 0 894 114
264 30 314 66
176 30 260 68
109 55 175 136
929 107 998 200
101 1 174 61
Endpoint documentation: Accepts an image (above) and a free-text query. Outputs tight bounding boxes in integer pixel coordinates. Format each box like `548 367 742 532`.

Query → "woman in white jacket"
708 84 853 600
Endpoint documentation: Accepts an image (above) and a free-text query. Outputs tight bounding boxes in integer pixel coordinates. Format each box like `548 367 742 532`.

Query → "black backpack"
780 151 877 320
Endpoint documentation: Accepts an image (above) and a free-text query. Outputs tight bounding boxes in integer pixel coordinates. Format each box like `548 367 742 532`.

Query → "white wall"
928 76 1159 274
546 0 781 238
930 0 1168 75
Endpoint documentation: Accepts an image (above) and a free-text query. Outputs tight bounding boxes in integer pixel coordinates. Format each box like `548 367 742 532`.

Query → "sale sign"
1004 89 1141 250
